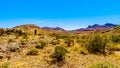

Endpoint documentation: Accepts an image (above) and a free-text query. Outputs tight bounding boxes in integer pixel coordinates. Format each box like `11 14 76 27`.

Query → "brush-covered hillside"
0 24 120 68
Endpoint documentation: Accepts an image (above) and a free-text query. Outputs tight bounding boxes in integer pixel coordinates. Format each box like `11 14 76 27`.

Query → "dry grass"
0 28 120 68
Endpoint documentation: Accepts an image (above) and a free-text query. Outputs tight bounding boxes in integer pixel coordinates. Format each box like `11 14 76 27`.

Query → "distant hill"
13 24 41 30
42 27 65 32
75 23 117 31
101 25 120 34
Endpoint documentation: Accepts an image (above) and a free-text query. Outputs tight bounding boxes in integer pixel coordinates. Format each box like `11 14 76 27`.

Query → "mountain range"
73 23 117 31
12 23 118 32
42 23 117 31
42 27 65 32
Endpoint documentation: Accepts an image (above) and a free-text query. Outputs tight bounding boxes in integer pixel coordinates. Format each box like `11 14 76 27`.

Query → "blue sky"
0 0 120 30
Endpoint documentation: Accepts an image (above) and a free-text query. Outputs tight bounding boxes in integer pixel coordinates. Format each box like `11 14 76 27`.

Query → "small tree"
86 34 108 54
50 46 68 62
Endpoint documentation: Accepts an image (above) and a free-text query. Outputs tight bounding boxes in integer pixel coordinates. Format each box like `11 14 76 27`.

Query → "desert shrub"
0 62 9 68
76 37 81 43
15 29 28 38
111 35 120 43
8 45 20 52
6 29 16 35
39 36 44 39
20 39 26 45
0 29 5 36
22 32 29 40
86 34 108 54
36 40 47 49
79 48 89 55
6 31 12 35
52 33 69 39
76 37 86 44
8 39 15 43
15 30 24 37
36 43 43 49
76 39 81 43
51 39 60 45
81 35 89 39
89 61 118 68
65 38 74 47
107 42 120 51
50 46 68 62
26 48 39 55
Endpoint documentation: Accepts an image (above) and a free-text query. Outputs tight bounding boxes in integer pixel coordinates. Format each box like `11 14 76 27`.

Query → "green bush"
22 32 29 40
0 62 9 68
76 37 81 43
0 29 5 36
89 61 118 68
6 30 12 35
111 35 120 43
8 39 15 43
15 30 24 37
36 43 43 49
20 39 26 45
86 34 108 54
51 39 60 45
50 46 68 62
65 38 74 47
8 45 20 52
76 36 87 44
107 42 120 51
26 48 39 55
51 33 69 39
36 40 47 49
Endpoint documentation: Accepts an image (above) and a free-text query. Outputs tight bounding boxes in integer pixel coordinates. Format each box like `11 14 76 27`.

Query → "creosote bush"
8 45 20 52
8 39 15 43
56 34 69 39
20 39 26 45
15 29 24 37
0 29 5 36
26 48 39 55
89 61 118 68
50 39 60 45
76 37 81 43
86 34 108 54
36 43 43 49
22 32 29 40
111 34 120 43
50 46 68 62
65 38 74 47
36 40 47 49
15 30 28 39
0 62 9 68
107 42 120 51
